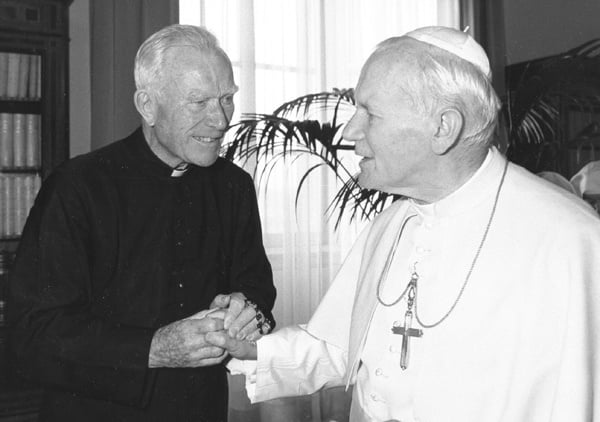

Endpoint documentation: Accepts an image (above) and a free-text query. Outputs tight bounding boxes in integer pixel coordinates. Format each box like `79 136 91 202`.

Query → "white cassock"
229 147 600 421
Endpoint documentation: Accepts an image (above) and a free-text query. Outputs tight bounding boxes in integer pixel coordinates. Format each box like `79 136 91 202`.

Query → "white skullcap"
405 26 491 79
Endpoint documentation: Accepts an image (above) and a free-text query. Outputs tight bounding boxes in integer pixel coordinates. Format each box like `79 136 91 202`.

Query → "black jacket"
8 128 276 421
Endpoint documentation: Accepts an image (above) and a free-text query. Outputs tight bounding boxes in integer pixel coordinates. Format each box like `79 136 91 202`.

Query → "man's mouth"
192 136 221 144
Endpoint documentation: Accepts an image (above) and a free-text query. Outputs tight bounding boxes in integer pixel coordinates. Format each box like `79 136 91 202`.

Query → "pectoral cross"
391 276 422 370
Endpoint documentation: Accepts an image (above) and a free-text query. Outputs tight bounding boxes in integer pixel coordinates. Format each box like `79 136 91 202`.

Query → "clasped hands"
149 292 262 368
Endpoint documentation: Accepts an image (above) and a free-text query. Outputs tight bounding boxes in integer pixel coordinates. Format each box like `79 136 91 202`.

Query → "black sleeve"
230 172 277 328
7 169 156 407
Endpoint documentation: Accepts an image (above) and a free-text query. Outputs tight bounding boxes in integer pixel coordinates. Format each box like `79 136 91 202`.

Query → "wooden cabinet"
0 0 72 419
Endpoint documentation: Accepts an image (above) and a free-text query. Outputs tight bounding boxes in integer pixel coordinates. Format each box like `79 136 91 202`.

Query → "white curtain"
180 2 460 420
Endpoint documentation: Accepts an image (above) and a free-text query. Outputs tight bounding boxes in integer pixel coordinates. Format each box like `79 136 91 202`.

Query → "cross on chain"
391 274 422 370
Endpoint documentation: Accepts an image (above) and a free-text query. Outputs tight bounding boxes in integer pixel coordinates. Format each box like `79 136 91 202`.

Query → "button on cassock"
370 393 385 403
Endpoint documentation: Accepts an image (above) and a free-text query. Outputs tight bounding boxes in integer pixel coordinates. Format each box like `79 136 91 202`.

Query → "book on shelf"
12 113 26 168
0 113 41 169
25 114 40 167
0 113 13 169
36 54 41 99
6 53 19 99
0 174 41 238
0 176 12 237
17 54 29 99
0 53 41 100
14 174 25 234
28 55 39 100
0 53 7 98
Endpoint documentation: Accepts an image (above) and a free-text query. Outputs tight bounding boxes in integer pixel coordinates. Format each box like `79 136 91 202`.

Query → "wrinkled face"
148 46 238 167
342 47 437 195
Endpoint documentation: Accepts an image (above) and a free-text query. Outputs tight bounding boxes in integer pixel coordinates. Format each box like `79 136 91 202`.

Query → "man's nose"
342 111 362 143
206 101 229 130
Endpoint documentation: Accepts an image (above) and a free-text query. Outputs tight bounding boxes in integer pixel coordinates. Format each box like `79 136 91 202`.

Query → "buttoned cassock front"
232 147 600 421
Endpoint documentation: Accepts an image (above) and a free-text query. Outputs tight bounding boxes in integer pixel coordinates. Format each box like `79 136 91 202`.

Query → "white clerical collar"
409 147 506 218
170 162 189 178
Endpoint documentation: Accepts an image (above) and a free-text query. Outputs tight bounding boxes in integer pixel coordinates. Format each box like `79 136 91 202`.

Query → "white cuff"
226 358 258 402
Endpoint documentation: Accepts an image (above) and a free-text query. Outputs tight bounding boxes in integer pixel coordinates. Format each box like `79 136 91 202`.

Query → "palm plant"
223 89 397 228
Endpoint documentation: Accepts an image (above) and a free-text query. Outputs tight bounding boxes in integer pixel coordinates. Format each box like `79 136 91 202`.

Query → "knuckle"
231 293 246 306
244 306 257 318
210 346 224 356
214 320 225 330
209 333 224 346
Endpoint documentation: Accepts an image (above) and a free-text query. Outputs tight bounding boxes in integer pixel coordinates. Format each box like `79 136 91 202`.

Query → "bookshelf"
0 0 72 420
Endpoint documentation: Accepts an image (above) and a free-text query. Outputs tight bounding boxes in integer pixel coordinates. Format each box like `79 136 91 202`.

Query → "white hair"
134 24 224 94
375 37 501 147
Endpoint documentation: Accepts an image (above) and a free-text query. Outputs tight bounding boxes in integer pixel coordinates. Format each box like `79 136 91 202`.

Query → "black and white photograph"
0 1 599 421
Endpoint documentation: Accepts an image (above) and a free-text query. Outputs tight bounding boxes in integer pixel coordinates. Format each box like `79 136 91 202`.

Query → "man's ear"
134 89 158 127
431 108 464 155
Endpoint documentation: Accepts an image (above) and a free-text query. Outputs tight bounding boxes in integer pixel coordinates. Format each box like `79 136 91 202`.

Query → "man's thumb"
210 294 231 309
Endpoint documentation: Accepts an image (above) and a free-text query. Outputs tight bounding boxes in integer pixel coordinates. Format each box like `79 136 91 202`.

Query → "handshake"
148 292 269 368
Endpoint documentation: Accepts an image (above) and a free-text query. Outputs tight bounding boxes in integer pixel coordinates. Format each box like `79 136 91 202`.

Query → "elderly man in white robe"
207 26 600 421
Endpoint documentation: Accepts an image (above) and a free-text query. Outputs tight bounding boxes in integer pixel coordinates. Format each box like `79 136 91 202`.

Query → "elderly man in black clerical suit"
8 24 276 422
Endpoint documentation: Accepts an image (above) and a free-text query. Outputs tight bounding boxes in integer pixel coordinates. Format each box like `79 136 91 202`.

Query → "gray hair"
375 37 501 147
134 24 223 93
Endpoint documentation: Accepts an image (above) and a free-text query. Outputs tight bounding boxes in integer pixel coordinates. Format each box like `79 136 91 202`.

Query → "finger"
186 307 225 321
245 328 262 342
206 332 253 359
205 331 236 349
190 345 227 362
227 306 256 339
207 309 226 320
224 292 246 330
210 294 231 309
234 314 263 340
192 316 225 333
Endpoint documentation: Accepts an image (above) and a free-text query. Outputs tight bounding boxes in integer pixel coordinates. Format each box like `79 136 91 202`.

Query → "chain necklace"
376 158 509 329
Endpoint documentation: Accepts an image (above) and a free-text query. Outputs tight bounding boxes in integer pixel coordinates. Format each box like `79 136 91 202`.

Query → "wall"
68 0 91 157
503 0 600 65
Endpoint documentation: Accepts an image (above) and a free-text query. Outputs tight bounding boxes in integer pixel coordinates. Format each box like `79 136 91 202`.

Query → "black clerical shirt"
8 128 276 421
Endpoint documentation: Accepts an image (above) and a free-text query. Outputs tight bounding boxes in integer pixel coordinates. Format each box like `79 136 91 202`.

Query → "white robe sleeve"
227 325 348 403
225 217 383 404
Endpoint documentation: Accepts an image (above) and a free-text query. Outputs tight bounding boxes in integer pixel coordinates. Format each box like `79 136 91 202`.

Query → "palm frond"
223 89 398 227
326 175 397 229
272 89 355 118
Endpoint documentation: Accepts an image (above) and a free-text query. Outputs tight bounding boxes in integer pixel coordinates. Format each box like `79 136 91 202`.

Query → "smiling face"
342 43 439 197
141 46 238 168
